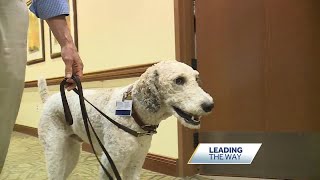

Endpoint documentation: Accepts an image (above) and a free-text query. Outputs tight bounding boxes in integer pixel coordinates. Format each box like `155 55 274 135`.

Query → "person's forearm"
46 15 75 48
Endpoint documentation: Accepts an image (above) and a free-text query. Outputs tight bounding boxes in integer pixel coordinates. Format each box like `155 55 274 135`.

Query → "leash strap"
60 76 121 180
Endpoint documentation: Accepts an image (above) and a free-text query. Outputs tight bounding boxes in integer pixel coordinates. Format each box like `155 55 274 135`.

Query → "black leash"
60 76 121 180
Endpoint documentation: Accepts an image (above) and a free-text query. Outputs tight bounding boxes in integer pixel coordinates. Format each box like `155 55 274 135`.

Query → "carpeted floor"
0 132 184 180
1 132 265 180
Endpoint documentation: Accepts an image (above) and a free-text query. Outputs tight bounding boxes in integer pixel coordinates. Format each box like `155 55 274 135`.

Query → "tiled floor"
0 132 271 180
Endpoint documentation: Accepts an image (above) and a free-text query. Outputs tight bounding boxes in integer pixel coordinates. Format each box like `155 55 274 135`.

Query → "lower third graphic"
188 143 262 164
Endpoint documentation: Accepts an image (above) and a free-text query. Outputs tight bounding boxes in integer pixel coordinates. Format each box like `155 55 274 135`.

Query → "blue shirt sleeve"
29 0 70 20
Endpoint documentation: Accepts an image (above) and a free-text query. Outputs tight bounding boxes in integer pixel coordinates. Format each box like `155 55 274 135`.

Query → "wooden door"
195 0 320 178
196 0 266 132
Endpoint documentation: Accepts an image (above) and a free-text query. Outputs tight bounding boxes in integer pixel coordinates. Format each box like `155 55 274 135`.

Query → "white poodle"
38 60 214 180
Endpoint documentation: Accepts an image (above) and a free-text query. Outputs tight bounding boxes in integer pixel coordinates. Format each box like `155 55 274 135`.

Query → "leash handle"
60 76 122 180
60 78 74 125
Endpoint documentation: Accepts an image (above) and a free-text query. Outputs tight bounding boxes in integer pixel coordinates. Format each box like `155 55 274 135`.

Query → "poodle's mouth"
173 106 200 125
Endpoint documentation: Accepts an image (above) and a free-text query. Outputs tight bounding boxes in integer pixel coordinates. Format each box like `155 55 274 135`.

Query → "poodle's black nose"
201 102 214 112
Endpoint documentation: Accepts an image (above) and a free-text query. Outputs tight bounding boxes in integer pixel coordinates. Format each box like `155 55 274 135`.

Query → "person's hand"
45 15 83 90
61 44 83 91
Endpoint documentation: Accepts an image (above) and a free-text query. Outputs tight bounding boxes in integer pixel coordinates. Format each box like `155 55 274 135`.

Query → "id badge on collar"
115 90 133 116
115 100 133 116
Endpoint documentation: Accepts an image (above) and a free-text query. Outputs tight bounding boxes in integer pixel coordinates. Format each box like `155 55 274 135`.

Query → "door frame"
174 0 198 177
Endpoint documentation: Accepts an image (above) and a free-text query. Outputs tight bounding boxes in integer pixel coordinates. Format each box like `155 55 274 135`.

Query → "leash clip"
122 91 132 101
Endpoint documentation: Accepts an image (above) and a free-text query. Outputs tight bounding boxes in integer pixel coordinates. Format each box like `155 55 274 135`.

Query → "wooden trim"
174 0 198 177
13 124 178 177
13 124 38 137
24 63 155 88
143 153 177 177
26 58 45 66
81 142 92 152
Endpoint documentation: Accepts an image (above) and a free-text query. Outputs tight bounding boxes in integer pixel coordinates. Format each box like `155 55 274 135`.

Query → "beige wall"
18 0 178 158
25 0 175 81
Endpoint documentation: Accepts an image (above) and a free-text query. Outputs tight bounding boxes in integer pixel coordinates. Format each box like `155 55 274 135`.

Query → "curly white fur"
38 60 213 180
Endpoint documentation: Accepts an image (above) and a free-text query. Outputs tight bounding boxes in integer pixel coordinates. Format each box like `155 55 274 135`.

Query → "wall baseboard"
13 124 178 177
14 124 38 137
142 152 178 177
24 63 155 88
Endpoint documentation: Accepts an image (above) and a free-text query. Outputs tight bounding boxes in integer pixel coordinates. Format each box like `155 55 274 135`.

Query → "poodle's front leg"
122 137 151 180
99 131 138 180
99 153 129 180
121 151 148 180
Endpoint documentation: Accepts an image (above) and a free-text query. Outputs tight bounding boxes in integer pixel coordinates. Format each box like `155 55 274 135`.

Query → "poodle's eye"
175 77 185 85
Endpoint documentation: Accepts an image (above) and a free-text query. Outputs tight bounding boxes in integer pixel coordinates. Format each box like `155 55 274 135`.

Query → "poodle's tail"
38 77 50 103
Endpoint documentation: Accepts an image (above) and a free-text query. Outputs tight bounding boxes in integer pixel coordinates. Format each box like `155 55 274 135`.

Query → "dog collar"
125 85 159 135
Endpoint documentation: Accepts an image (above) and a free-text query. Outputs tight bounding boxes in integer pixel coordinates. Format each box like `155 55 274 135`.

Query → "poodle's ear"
134 69 161 113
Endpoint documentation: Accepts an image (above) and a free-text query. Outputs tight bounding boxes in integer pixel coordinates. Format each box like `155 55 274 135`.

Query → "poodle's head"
135 60 214 129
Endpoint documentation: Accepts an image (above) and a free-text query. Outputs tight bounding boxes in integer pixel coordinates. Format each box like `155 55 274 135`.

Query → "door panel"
263 0 320 131
196 0 266 131
196 0 320 132
195 0 320 178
